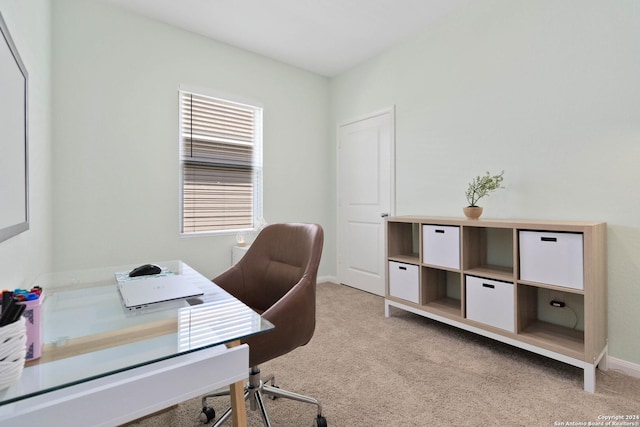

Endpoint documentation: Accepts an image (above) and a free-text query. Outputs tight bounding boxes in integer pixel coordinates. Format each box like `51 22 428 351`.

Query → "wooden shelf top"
387 216 606 231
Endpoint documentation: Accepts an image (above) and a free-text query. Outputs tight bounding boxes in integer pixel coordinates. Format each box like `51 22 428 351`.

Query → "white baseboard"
317 275 337 284
607 356 640 379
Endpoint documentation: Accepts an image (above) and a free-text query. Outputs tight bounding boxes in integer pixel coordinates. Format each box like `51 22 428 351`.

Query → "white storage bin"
519 231 584 290
422 225 460 269
466 276 515 332
389 261 420 303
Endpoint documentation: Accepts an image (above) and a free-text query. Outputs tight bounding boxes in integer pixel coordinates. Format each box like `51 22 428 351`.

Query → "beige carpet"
125 282 640 427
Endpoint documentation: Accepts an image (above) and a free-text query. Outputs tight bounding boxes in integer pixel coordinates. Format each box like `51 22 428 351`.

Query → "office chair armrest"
243 278 315 367
262 275 316 345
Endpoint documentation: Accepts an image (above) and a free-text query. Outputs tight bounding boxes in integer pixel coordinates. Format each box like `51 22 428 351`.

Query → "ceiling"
99 0 473 77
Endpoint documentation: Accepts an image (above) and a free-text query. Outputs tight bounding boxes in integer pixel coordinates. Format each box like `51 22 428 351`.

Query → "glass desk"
0 260 273 427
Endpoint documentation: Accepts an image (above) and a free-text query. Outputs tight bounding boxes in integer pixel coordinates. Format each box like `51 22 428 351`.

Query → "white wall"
0 1 53 290
331 0 640 364
51 0 333 279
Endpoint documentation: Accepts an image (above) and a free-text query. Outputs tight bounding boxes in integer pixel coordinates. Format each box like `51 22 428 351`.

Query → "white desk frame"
0 343 248 426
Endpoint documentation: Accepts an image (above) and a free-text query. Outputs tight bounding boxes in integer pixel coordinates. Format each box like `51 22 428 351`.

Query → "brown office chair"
200 223 327 427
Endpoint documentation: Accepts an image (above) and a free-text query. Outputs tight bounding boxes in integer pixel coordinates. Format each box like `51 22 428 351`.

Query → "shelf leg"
384 300 391 318
583 364 596 393
598 355 609 371
597 347 609 372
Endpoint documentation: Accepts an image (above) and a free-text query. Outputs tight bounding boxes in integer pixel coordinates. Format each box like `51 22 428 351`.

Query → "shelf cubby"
462 226 514 281
387 220 420 263
517 284 585 354
422 267 462 318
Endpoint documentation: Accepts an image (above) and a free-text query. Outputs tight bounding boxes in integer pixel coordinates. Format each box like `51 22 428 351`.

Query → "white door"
337 108 394 296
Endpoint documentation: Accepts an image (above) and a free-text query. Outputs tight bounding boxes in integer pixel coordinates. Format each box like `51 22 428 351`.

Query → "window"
180 89 262 234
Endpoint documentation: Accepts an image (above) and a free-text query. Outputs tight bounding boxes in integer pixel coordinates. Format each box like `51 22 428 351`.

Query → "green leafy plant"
465 171 505 207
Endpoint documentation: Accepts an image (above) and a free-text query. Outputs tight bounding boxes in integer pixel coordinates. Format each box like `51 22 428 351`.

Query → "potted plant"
464 171 505 219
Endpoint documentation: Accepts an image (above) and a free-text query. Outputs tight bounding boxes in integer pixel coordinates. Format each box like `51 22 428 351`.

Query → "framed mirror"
0 11 29 243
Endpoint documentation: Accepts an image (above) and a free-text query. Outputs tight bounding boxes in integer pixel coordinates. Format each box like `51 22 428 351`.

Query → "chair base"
201 366 327 427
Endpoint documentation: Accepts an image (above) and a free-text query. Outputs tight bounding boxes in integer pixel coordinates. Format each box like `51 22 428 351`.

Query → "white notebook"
116 274 204 310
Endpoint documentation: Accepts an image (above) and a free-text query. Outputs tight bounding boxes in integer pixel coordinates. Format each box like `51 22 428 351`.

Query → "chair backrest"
213 223 324 366
238 223 323 311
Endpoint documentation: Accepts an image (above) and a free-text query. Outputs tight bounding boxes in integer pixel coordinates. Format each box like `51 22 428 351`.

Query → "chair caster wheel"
314 415 327 427
199 406 216 424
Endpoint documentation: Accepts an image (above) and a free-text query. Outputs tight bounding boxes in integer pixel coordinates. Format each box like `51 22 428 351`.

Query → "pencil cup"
0 316 27 390
23 292 43 361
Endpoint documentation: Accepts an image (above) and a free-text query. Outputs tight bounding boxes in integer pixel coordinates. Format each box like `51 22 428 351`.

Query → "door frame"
336 106 396 291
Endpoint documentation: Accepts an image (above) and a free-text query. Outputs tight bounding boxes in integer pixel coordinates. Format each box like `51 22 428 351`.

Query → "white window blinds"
180 91 262 233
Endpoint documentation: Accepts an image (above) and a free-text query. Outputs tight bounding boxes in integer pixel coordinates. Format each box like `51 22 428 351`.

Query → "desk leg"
227 340 248 427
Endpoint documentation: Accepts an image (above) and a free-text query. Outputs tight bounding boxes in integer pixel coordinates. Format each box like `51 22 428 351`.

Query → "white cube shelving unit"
385 216 607 393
